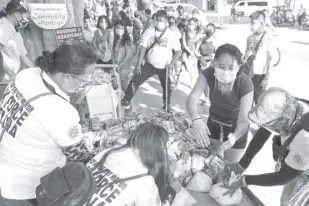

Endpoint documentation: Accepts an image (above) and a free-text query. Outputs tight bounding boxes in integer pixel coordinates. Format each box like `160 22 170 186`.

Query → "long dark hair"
99 123 169 198
113 18 132 49
96 15 112 29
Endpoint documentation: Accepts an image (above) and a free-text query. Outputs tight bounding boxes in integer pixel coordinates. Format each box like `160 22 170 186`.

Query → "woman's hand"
134 64 142 75
221 133 236 151
198 57 208 67
192 119 211 147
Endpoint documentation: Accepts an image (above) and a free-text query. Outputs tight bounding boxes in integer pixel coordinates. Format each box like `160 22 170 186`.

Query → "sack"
36 162 96 206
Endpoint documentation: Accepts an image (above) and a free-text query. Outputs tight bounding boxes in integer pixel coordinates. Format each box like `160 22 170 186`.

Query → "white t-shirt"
0 17 28 81
0 67 82 199
245 32 276 75
141 27 181 69
283 102 309 174
84 148 161 206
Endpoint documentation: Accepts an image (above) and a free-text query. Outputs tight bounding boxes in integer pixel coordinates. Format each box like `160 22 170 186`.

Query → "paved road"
129 24 309 206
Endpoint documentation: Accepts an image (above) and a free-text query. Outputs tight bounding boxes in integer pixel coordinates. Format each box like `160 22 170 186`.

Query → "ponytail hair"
35 51 55 73
35 43 96 75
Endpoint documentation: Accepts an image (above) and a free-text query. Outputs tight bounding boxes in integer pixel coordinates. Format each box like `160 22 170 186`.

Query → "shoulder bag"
241 32 267 78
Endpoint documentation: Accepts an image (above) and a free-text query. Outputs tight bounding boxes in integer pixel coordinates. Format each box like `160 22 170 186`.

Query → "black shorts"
96 59 113 72
207 118 248 149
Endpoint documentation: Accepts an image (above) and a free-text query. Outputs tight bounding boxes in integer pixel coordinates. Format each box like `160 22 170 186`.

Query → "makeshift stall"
74 64 123 123
80 109 266 206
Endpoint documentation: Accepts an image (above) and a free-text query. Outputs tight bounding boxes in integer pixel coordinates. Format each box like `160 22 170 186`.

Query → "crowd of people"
0 0 309 206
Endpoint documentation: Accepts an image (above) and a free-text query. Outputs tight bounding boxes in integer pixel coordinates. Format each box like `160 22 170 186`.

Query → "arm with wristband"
186 73 211 148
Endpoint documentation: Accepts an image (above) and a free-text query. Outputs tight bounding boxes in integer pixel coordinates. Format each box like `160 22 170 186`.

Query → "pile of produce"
82 111 228 187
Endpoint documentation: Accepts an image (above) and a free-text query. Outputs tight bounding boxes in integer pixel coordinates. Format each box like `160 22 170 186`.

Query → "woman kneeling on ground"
84 123 169 206
186 44 254 163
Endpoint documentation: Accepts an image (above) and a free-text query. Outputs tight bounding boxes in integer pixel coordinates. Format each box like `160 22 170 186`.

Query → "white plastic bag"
186 172 213 193
209 181 242 206
172 186 196 206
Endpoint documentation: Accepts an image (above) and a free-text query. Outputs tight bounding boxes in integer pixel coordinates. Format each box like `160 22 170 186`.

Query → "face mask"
156 22 166 31
214 68 237 84
115 29 124 36
206 30 214 37
188 24 195 31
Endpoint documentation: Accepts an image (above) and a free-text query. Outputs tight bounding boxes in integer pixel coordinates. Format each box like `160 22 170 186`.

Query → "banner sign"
29 3 68 30
55 27 84 45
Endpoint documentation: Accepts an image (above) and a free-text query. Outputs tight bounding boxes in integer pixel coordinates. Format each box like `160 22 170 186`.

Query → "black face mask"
206 30 214 37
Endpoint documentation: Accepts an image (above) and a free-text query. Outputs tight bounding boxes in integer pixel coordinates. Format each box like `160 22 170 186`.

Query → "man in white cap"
219 87 309 206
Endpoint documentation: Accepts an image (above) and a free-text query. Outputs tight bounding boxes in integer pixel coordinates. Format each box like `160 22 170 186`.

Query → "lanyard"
41 72 67 102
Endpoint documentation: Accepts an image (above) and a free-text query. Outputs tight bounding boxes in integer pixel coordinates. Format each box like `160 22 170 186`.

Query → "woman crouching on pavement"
113 18 134 92
84 123 169 206
220 87 309 206
186 43 254 163
0 43 96 205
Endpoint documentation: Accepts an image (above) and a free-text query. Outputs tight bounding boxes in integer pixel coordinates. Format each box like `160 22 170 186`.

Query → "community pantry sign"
29 3 68 30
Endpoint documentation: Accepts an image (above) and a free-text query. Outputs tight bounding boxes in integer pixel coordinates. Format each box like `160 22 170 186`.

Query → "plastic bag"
186 172 213 192
172 186 196 206
191 154 206 174
162 120 176 134
169 140 187 157
209 181 242 205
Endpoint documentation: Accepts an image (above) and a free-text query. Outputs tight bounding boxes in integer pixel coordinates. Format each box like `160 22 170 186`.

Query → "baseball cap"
248 87 297 126
6 0 28 14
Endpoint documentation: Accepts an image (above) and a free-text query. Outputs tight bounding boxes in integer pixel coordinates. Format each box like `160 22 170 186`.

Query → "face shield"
248 88 300 136
63 73 95 103
13 0 32 29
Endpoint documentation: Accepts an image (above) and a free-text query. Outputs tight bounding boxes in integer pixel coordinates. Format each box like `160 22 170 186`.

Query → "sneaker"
121 99 131 110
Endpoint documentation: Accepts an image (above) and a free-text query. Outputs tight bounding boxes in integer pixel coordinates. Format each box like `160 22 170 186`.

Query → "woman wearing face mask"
181 17 200 87
92 15 114 65
84 122 169 206
113 18 134 92
0 0 34 82
0 43 96 205
186 44 254 163
195 23 217 72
